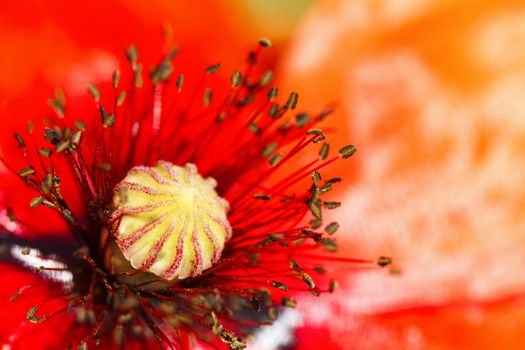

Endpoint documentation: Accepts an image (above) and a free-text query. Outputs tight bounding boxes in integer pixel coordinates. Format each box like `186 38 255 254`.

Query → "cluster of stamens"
0 38 392 349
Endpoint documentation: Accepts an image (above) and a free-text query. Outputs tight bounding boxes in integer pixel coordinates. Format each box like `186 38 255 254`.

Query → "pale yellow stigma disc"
112 161 231 280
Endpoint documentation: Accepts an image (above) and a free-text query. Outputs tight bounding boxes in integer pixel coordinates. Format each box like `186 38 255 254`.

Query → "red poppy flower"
0 3 389 349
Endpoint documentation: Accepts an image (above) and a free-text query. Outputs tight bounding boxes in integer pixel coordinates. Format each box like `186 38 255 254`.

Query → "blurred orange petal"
279 0 525 347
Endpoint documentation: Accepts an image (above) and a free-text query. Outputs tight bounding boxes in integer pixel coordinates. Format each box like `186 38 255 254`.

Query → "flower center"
111 161 231 280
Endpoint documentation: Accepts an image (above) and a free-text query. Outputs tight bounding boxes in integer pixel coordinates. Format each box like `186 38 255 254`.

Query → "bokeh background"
2 0 525 349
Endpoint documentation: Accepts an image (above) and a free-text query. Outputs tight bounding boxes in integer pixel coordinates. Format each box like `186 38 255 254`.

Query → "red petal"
0 263 81 348
294 292 525 349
